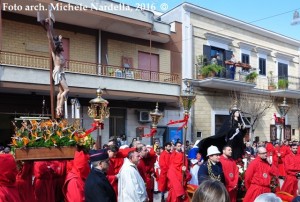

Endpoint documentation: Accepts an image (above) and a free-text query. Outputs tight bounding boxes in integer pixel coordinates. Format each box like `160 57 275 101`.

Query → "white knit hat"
207 145 221 157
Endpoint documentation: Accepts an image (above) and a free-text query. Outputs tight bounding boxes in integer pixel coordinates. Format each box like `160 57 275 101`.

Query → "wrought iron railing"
195 66 300 91
0 51 180 85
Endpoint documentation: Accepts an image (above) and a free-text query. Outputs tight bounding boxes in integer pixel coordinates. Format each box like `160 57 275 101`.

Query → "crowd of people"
1 136 300 202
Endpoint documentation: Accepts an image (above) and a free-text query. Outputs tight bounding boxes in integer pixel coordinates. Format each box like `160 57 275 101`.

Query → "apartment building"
161 3 300 142
0 0 184 146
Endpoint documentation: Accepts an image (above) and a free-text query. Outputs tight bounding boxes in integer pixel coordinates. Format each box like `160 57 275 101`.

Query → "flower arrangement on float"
11 119 95 160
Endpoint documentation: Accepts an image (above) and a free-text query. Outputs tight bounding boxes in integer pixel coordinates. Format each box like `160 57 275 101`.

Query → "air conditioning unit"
139 111 151 122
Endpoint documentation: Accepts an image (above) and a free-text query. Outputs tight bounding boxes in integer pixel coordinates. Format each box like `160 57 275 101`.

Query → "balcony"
0 51 180 102
189 66 300 99
190 68 257 92
0 51 179 84
266 76 300 99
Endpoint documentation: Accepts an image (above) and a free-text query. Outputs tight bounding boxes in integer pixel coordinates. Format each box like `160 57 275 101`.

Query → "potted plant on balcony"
278 78 289 89
267 71 276 90
245 72 258 83
201 64 224 78
195 55 207 79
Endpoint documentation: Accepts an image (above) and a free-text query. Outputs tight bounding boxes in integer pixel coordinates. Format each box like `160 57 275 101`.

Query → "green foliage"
201 64 224 77
195 55 207 75
278 79 289 89
11 119 93 149
268 71 276 88
245 72 258 82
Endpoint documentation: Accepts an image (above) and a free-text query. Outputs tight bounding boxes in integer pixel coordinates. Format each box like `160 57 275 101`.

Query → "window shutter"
203 45 211 65
225 50 233 61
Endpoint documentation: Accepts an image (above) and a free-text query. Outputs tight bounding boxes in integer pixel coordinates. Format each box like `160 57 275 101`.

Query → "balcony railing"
195 66 300 91
0 51 180 84
197 68 257 83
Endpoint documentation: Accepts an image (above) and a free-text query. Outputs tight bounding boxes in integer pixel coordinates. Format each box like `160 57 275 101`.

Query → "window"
109 108 126 138
210 47 225 66
241 53 249 64
138 51 159 81
259 58 266 76
278 62 288 79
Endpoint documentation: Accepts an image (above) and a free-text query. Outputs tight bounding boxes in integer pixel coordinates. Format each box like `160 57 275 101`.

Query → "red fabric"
266 143 274 156
281 152 300 195
272 146 287 177
33 161 55 202
50 160 67 202
63 172 85 202
0 154 21 202
16 161 36 202
137 154 157 202
158 150 171 192
243 157 278 202
220 155 239 202
117 148 135 158
106 156 124 196
167 114 189 131
66 160 74 174
166 151 191 202
276 192 294 202
63 151 90 202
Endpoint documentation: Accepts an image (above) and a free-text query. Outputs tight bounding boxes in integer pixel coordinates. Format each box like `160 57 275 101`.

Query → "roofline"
162 2 300 46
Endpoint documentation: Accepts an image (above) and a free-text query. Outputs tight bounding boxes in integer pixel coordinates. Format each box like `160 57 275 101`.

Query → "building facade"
162 3 300 142
0 0 186 146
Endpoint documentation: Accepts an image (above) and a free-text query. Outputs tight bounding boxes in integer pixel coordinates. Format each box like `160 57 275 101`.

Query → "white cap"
207 145 221 157
119 145 129 149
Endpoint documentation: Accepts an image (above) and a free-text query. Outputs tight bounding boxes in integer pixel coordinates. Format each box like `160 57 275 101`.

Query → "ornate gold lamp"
149 102 163 143
88 88 110 149
278 97 290 142
180 82 196 161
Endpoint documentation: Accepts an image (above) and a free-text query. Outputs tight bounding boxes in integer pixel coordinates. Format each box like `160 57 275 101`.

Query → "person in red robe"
0 154 21 202
63 150 90 202
272 142 288 178
219 145 239 202
16 161 36 202
33 161 55 202
243 147 278 202
167 142 191 202
158 142 172 194
106 145 125 197
281 144 300 196
137 143 157 202
50 160 67 201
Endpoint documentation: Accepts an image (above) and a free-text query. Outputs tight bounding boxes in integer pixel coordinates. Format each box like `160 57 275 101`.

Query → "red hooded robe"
50 160 67 201
243 156 278 202
106 151 125 196
220 155 239 202
137 148 157 202
16 161 36 202
167 151 191 202
158 150 171 192
281 152 300 195
33 161 55 202
0 154 21 202
63 151 90 202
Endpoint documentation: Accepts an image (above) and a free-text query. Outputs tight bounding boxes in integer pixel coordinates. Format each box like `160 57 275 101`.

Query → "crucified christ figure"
40 15 69 117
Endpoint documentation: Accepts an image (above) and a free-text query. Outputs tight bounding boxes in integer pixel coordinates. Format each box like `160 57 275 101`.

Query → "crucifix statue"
38 6 69 118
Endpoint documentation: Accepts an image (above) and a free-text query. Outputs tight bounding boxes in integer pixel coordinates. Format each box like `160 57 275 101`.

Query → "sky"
117 0 300 40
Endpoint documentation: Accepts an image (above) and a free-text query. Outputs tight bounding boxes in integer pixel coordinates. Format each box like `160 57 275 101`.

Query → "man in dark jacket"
198 145 225 185
85 149 116 202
